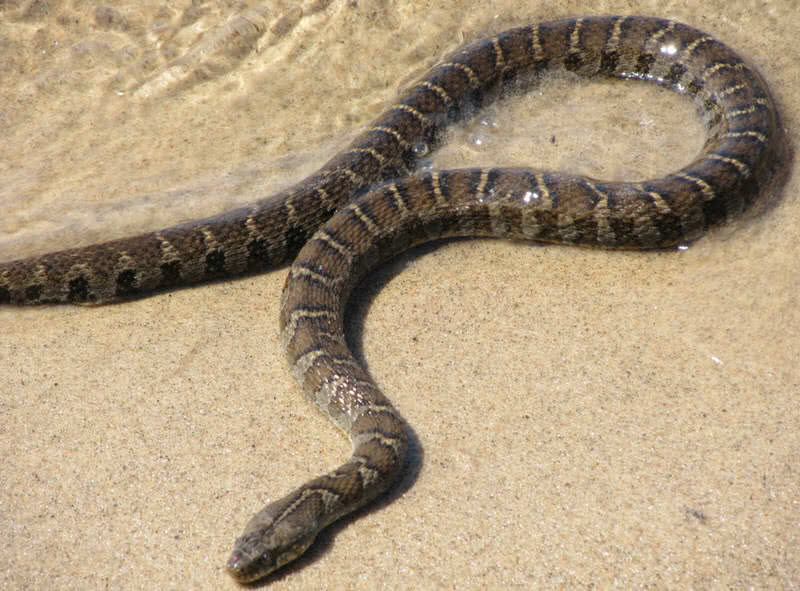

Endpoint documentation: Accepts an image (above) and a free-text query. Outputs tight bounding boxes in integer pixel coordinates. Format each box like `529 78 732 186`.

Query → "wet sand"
1 1 798 589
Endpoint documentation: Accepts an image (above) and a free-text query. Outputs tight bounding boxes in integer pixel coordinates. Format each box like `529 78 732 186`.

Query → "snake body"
0 16 783 583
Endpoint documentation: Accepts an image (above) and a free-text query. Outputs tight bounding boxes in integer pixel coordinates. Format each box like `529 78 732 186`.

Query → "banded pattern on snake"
0 16 783 583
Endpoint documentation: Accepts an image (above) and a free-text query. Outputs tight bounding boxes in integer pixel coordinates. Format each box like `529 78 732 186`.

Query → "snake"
0 15 784 583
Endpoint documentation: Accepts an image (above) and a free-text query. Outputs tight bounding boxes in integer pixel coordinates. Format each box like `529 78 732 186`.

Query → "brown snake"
0 16 784 583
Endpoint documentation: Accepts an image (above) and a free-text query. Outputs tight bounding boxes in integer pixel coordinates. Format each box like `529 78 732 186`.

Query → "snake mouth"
226 550 263 583
226 548 281 583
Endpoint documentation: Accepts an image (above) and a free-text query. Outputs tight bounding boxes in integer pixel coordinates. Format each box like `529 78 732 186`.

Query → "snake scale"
0 15 784 583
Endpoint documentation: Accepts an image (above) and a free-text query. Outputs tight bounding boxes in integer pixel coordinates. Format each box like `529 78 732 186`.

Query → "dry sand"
1 1 798 589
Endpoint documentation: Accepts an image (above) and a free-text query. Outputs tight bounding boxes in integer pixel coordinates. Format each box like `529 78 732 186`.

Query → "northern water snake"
0 15 784 583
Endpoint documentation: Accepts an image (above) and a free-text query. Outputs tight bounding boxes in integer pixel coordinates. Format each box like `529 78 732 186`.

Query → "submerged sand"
1 1 798 589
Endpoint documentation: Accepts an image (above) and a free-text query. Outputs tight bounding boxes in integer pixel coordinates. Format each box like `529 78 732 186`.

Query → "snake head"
225 507 319 583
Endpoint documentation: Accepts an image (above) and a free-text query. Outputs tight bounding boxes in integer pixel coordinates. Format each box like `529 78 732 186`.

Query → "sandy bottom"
1 1 798 589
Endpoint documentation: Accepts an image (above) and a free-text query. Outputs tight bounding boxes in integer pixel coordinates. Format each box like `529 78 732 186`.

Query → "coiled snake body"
0 16 783 583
